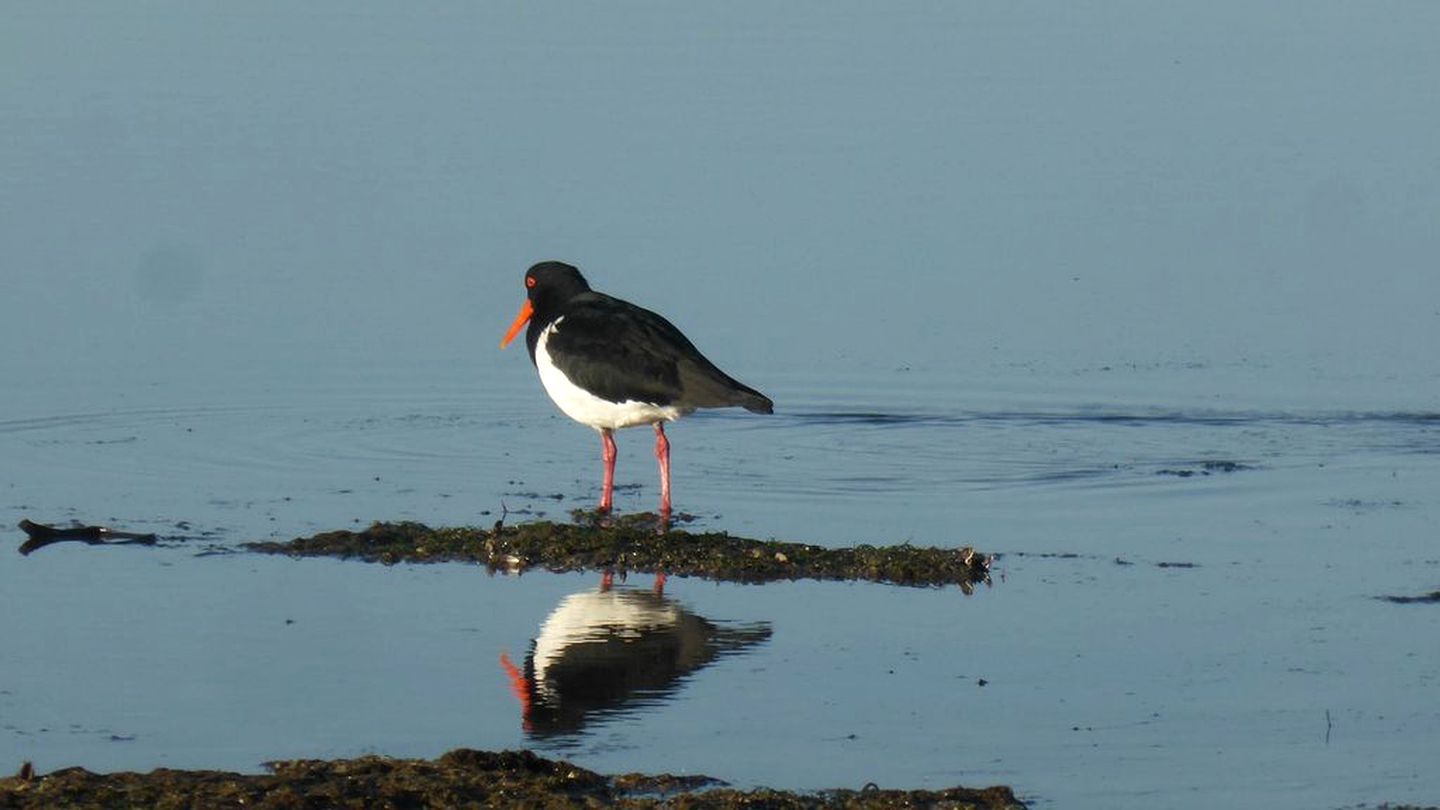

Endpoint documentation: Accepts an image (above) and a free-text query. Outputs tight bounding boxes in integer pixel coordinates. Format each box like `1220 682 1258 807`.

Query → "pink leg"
599 429 616 514
653 422 672 517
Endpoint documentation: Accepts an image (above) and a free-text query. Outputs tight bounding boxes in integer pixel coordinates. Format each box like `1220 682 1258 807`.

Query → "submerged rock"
244 517 994 589
0 748 1026 809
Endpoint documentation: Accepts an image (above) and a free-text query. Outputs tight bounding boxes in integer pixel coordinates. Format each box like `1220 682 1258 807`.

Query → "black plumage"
521 262 772 414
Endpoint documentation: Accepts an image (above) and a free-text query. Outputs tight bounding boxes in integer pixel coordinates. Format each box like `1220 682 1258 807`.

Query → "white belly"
530 589 682 697
536 320 685 431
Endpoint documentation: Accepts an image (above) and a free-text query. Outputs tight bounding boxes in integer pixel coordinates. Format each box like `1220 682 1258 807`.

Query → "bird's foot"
571 507 615 529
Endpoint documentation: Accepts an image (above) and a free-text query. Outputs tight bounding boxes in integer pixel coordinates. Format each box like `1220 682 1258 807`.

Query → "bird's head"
500 261 592 348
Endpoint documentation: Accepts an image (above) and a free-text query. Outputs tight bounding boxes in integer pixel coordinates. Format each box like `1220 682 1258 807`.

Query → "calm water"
3 4 1439 809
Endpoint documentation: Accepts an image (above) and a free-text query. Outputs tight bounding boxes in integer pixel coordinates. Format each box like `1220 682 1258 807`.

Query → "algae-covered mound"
245 516 993 589
1 748 1026 809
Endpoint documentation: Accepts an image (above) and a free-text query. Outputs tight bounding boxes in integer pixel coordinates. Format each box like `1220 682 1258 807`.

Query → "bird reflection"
500 581 771 736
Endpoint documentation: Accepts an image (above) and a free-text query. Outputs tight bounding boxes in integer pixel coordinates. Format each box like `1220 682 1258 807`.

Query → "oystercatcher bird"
501 261 773 517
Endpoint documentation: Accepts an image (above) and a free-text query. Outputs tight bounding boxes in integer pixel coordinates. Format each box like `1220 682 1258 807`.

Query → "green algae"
244 515 993 589
1 748 1025 809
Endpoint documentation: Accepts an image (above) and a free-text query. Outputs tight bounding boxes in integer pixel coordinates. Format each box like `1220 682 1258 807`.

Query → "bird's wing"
547 293 771 412
544 295 689 406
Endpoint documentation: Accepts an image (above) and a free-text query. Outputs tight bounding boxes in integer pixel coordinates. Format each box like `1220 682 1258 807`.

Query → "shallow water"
3 366 1438 809
4 3 1440 809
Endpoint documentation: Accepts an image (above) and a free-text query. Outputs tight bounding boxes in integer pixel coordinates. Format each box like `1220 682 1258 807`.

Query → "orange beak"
500 299 533 349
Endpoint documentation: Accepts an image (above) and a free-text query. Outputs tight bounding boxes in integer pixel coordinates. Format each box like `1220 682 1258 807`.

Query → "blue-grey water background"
3 4 1438 808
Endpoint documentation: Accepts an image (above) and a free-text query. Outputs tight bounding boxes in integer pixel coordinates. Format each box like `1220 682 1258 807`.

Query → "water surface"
3 4 1439 809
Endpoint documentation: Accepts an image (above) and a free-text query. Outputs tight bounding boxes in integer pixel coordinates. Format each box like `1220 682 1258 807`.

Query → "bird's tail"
734 388 774 414
677 361 774 414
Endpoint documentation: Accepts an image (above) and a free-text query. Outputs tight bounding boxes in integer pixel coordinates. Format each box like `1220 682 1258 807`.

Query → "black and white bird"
500 261 773 517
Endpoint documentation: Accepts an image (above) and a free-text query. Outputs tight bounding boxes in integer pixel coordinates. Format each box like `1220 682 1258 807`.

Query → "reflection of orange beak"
499 651 533 730
500 300 533 349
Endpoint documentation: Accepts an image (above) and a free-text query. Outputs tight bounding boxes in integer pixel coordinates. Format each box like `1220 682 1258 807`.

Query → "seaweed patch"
245 515 994 590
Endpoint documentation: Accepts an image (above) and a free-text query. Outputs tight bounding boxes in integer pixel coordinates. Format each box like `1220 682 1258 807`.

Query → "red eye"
525 277 536 289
